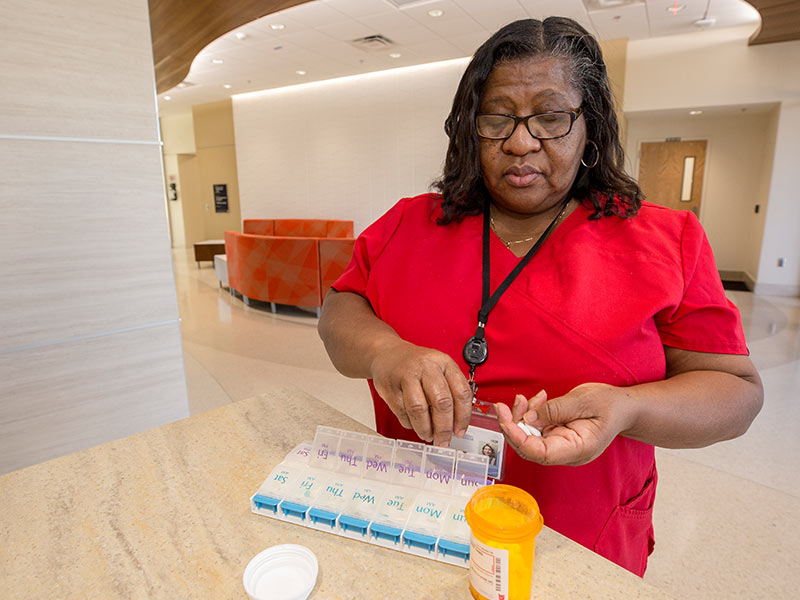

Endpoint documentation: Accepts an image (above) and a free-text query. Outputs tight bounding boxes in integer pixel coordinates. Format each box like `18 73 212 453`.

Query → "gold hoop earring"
581 140 599 168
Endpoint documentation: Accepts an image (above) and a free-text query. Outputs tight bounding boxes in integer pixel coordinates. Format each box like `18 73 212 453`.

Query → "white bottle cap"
243 544 318 600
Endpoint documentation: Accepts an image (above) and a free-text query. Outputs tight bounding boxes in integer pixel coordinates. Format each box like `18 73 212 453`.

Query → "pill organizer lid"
243 544 318 600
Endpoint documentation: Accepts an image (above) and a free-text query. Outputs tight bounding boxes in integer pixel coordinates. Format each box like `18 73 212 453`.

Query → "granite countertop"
0 388 675 599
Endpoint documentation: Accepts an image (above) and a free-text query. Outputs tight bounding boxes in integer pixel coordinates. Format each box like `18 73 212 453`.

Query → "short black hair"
434 17 642 223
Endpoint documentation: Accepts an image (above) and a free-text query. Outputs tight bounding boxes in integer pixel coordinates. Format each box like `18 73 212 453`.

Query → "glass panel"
681 156 695 202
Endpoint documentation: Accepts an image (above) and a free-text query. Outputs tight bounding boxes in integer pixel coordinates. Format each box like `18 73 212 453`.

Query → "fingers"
403 378 435 443
497 385 624 466
375 383 412 430
444 363 472 438
522 390 548 424
374 352 470 447
497 400 549 463
510 394 528 422
531 392 589 428
421 374 456 447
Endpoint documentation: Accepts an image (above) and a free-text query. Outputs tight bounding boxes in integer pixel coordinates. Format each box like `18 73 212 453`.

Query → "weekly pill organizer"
250 426 491 567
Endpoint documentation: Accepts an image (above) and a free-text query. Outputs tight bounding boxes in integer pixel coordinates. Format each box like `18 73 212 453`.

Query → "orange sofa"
224 219 355 316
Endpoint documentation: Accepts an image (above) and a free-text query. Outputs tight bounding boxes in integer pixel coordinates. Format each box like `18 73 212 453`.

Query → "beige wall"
160 111 196 248
756 101 800 295
192 100 242 242
0 0 189 474
624 25 800 113
599 38 628 147
160 101 242 247
626 108 778 279
233 59 468 235
179 154 206 247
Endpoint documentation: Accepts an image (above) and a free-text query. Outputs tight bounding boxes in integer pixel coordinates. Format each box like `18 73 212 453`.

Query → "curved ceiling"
150 0 312 94
149 0 799 101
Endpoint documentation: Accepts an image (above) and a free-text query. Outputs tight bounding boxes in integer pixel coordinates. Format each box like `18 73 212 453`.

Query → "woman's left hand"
495 384 635 466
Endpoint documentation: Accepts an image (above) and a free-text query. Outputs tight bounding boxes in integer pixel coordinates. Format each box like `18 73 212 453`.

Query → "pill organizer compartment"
363 436 394 484
390 440 425 487
250 426 491 568
336 431 367 477
284 441 313 464
423 446 457 494
369 485 417 549
309 426 341 470
277 467 326 524
337 480 385 540
403 493 450 557
454 450 491 496
306 473 355 533
251 464 300 516
437 499 472 566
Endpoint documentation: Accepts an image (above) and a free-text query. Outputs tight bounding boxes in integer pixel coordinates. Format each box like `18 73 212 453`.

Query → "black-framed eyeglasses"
476 106 583 141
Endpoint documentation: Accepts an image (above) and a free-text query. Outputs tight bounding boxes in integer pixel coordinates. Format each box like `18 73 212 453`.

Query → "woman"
318 18 762 575
481 443 498 467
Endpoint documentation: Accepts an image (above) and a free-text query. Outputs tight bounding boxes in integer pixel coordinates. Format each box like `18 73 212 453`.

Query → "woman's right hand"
368 340 473 447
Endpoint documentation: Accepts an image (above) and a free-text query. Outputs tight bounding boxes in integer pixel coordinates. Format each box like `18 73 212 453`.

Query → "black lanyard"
462 198 571 400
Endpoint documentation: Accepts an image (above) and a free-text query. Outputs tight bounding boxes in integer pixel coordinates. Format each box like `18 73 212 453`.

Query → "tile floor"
175 249 799 599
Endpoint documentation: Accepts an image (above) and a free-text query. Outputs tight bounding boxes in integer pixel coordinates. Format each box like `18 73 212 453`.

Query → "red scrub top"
333 193 747 576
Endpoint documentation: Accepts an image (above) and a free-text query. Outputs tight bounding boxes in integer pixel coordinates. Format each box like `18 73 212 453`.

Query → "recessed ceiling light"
666 3 686 15
296 70 307 75
428 9 444 18
689 110 703 115
235 31 248 40
389 52 402 59
223 84 232 89
164 95 171 101
211 58 224 64
177 82 187 88
270 23 285 30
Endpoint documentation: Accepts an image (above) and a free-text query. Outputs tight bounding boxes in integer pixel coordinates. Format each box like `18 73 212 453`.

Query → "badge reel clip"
450 331 508 482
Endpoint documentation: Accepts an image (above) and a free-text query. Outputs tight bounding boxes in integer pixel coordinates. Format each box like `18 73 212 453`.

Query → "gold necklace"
490 201 572 250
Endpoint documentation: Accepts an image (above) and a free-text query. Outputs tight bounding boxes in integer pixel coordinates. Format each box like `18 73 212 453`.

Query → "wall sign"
213 184 229 213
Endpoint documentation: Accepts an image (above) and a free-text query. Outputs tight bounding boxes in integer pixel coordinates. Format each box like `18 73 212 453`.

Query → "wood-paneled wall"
747 0 800 45
0 0 189 474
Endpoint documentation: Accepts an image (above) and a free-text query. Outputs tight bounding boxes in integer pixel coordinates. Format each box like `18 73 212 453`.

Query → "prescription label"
469 535 508 600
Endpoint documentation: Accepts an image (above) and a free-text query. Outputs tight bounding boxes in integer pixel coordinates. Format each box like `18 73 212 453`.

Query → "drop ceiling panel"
248 14 306 35
282 1 352 27
588 3 651 39
281 28 343 47
405 44 465 64
517 0 597 33
400 0 468 23
407 13 487 39
388 23 450 44
315 19 380 41
448 29 494 54
356 9 420 32
320 0 398 18
461 3 531 32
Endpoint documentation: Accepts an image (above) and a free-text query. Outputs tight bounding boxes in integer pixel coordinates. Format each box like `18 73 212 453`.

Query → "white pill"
517 421 542 437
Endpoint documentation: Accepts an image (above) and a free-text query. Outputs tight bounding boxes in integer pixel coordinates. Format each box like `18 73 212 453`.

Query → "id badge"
449 399 507 481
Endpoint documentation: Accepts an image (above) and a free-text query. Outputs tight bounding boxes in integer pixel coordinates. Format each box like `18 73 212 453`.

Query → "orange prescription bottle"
464 484 543 600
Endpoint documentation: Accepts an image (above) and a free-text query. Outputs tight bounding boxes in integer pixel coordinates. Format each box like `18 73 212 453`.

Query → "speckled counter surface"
0 389 674 599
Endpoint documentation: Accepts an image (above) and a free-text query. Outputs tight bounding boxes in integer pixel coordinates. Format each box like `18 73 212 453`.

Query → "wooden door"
638 140 707 215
